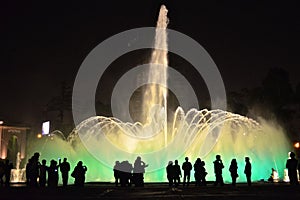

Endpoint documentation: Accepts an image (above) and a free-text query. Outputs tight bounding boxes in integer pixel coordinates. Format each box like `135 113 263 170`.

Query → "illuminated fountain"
10 152 26 183
28 5 291 183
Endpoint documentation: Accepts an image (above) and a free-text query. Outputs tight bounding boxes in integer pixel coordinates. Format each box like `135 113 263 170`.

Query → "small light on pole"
37 133 42 139
294 142 300 149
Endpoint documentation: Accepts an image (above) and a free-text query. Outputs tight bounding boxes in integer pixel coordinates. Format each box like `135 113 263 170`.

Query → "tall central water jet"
141 5 169 146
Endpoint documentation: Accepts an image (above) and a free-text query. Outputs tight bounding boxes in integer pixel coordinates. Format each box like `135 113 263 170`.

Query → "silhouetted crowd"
162 152 300 188
164 155 252 188
1 151 300 188
22 152 87 188
113 156 148 187
111 154 254 188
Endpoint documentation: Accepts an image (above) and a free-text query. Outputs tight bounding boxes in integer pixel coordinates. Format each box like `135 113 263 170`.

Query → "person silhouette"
244 157 252 186
59 158 71 187
39 159 48 187
71 161 87 187
286 152 299 185
166 161 174 187
213 155 224 186
133 156 148 187
229 159 238 186
4 159 13 187
119 160 133 187
113 161 121 187
25 158 32 186
47 159 59 188
182 157 192 187
199 161 208 186
173 160 181 188
193 158 202 186
27 152 41 187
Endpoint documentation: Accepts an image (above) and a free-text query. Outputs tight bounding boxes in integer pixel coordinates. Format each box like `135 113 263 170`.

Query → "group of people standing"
113 156 149 187
228 157 252 186
166 155 252 188
3 151 300 188
165 152 300 187
166 157 206 188
26 152 87 187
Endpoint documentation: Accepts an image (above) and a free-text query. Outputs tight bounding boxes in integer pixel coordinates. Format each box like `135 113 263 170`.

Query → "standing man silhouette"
3 159 13 187
133 156 148 187
166 161 174 187
39 159 48 187
213 155 224 186
286 152 299 185
113 161 121 187
71 161 87 187
173 160 182 188
244 157 252 186
182 157 192 187
229 158 238 186
59 158 71 187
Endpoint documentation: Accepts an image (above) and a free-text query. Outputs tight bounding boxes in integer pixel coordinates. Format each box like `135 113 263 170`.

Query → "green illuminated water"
26 113 291 184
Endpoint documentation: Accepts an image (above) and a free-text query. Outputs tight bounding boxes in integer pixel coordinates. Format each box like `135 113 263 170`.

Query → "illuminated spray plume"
142 5 168 146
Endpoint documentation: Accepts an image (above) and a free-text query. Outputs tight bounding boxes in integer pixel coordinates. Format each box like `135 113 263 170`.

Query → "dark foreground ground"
1 182 300 200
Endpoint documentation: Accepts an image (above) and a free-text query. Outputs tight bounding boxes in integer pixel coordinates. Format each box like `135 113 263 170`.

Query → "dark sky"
1 0 300 130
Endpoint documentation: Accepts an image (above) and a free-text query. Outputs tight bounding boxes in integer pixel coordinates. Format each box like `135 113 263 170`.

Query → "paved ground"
1 182 300 199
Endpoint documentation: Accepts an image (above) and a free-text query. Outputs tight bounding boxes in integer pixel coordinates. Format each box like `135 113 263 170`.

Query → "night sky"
1 1 300 131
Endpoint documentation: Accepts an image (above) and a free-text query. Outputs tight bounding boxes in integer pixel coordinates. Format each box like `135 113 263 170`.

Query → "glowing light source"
283 169 290 182
42 121 50 135
37 133 42 139
272 170 279 182
294 142 300 149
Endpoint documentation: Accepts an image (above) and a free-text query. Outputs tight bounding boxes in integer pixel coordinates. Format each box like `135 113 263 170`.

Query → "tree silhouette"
261 67 294 111
227 67 299 140
45 81 72 129
227 91 248 116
